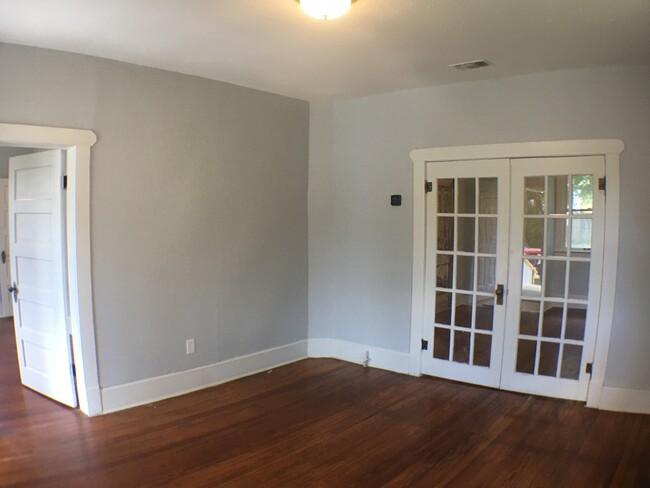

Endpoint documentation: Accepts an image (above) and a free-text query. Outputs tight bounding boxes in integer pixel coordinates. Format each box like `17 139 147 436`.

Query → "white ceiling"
1 0 649 101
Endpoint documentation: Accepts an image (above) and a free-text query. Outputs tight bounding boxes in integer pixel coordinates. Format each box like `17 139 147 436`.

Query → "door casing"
0 123 100 416
409 140 624 409
0 178 13 318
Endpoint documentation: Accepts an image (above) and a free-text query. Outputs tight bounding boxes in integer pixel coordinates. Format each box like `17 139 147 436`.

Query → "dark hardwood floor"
1 318 648 487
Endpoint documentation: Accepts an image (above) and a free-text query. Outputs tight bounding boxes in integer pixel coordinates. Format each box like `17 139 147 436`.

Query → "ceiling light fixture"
297 0 356 20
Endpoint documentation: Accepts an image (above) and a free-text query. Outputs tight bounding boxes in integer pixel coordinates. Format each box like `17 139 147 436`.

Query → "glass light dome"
300 0 352 20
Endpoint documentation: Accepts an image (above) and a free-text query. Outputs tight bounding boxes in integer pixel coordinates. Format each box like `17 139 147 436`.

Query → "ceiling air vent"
449 59 491 71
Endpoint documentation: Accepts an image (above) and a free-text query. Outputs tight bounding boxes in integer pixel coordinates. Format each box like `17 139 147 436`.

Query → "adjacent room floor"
0 319 648 487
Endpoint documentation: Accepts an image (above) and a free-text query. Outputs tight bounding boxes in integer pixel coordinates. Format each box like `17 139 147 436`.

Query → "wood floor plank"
0 319 648 487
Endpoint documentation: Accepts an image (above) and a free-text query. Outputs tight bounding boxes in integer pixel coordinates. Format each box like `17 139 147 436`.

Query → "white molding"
598 387 650 415
586 152 622 409
101 340 309 414
410 139 625 410
0 122 100 416
0 123 97 149
308 338 410 374
99 337 646 415
102 339 408 414
409 159 426 376
410 139 624 163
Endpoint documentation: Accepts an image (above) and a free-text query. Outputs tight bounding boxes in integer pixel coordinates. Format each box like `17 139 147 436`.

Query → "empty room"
0 1 649 486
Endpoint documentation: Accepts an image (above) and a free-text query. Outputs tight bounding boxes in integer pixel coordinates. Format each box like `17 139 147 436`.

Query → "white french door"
500 156 605 401
422 156 605 402
421 159 510 388
9 150 78 408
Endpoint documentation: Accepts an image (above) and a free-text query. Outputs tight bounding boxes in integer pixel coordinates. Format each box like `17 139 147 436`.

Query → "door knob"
1 250 5 264
8 282 17 302
495 284 505 305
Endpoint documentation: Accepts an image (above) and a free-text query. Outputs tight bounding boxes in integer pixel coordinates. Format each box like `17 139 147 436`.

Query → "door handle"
1 250 5 264
495 284 505 305
8 282 17 302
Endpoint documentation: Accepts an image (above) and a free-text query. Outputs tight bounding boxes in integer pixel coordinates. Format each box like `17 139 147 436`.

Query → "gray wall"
309 66 650 392
0 44 309 388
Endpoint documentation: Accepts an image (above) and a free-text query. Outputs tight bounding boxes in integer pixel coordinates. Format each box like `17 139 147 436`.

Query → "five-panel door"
9 150 78 407
422 156 605 401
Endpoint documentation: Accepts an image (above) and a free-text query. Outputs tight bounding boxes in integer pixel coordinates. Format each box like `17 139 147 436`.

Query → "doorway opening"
0 123 100 416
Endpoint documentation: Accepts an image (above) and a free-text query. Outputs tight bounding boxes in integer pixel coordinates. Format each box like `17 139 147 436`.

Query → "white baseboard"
597 386 650 415
308 338 410 374
100 338 649 416
101 340 309 413
100 338 409 414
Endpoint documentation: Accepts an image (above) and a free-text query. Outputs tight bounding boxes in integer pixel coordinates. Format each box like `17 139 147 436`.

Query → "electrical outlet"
186 338 195 355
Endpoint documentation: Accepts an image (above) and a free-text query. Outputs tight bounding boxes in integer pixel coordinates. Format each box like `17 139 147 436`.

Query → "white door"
9 150 77 407
500 156 605 401
421 159 510 388
0 179 13 317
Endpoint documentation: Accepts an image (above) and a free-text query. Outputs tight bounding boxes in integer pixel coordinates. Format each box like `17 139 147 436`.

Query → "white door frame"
409 140 624 409
0 178 12 318
0 122 100 416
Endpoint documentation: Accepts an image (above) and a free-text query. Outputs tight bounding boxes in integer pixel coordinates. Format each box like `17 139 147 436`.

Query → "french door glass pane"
565 305 587 341
478 217 497 254
458 178 476 214
538 341 560 377
560 344 583 379
437 217 454 250
433 327 451 360
457 217 475 252
571 175 593 214
478 178 498 214
453 330 471 363
475 296 494 331
516 339 537 374
522 259 542 298
473 333 492 367
571 218 592 251
454 294 473 328
519 300 540 336
523 218 544 255
436 254 453 288
546 219 568 256
548 176 569 215
524 177 545 215
456 256 474 291
438 179 455 213
435 292 452 324
477 257 496 293
542 305 563 338
568 261 590 300
544 260 566 299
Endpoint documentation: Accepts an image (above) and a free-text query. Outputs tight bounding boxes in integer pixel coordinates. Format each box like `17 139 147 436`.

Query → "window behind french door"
422 156 605 401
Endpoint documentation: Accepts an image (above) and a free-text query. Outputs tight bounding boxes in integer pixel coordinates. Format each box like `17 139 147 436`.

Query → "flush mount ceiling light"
296 0 356 20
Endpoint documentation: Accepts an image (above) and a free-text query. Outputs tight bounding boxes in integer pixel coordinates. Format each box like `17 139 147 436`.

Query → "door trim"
0 122 100 416
0 178 12 318
409 140 624 409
